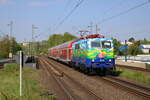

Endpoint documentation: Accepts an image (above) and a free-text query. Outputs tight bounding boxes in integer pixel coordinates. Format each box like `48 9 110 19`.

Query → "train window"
102 41 111 48
80 41 87 49
85 41 88 48
75 44 80 49
91 40 101 48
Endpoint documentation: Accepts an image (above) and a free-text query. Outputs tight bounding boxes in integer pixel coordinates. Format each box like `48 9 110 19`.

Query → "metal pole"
90 22 93 34
125 40 127 62
79 30 89 38
96 24 98 34
32 25 38 56
95 24 100 34
10 21 13 53
20 51 22 96
32 24 34 56
88 22 93 35
28 42 30 55
8 21 13 58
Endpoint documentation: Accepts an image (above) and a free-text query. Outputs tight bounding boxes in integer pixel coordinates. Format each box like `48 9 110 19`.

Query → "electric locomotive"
71 34 115 74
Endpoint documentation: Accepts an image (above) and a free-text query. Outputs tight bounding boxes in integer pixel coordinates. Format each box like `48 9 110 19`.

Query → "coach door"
66 48 72 61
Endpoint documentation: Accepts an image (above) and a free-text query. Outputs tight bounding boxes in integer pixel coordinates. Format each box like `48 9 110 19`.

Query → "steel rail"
92 76 150 100
38 58 76 100
107 76 150 92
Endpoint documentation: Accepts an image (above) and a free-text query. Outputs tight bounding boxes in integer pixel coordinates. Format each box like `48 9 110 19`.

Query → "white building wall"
142 49 149 53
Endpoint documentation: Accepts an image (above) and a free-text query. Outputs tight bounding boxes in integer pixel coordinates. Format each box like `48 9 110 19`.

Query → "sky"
0 0 150 42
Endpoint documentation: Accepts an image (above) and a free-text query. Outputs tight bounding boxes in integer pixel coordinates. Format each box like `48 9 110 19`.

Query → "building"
22 42 29 47
139 44 150 54
120 41 133 46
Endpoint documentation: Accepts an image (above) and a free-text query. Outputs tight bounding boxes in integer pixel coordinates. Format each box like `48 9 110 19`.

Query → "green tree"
144 38 147 42
63 32 77 42
140 38 150 44
0 35 22 58
37 40 48 54
128 37 135 42
0 35 10 58
48 34 64 48
48 32 77 48
128 40 143 55
112 38 122 55
11 37 22 54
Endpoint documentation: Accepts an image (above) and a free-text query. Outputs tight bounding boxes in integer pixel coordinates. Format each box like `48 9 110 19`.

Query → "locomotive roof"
73 38 113 44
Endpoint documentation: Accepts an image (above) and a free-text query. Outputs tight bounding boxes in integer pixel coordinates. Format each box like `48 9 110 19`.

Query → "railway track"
116 64 150 73
46 57 150 100
92 76 150 100
38 58 75 100
39 56 103 100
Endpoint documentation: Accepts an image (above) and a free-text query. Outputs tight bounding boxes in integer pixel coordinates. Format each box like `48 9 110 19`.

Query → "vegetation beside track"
146 64 150 69
117 68 150 86
0 36 22 59
0 63 56 100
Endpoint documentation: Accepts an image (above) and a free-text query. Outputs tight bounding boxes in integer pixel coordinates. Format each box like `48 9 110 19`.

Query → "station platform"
116 60 148 69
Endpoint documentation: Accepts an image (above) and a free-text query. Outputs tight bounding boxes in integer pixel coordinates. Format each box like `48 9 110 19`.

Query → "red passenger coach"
48 41 75 62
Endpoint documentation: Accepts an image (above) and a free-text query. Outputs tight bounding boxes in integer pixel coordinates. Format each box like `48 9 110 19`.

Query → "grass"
146 64 150 69
0 63 56 100
116 68 150 86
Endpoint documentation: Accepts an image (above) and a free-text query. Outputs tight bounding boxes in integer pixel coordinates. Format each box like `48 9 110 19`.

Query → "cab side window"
80 41 88 49
75 44 80 49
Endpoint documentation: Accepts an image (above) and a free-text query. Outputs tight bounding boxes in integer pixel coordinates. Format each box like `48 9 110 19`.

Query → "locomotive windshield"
102 41 111 48
91 40 112 48
91 40 101 48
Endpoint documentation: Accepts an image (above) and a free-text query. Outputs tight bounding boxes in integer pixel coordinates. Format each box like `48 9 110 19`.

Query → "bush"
0 53 6 59
146 64 150 69
3 63 19 72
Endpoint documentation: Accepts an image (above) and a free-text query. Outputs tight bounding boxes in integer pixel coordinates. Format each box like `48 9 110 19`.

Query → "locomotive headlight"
92 59 95 62
109 59 112 62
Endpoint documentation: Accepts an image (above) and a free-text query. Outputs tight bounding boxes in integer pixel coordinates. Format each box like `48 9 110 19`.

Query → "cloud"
27 1 49 6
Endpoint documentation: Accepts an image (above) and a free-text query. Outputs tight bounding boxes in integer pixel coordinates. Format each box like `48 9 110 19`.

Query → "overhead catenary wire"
53 0 84 32
64 0 72 11
98 1 150 24
102 0 125 15
36 0 84 40
37 0 149 40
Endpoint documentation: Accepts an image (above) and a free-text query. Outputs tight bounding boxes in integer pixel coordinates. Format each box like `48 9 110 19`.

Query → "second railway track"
92 76 150 100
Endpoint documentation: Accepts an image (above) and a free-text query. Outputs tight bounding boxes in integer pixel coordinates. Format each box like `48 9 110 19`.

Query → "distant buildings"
120 41 133 46
139 44 150 54
120 41 150 54
22 42 29 47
